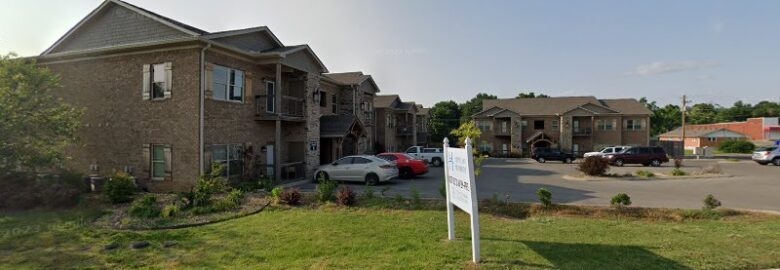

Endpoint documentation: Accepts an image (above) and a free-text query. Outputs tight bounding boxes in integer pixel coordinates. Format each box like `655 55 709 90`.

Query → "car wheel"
431 158 443 167
365 173 380 186
537 157 546 163
400 167 414 179
614 159 624 167
564 157 572 164
314 171 328 183
651 159 661 167
773 158 780 166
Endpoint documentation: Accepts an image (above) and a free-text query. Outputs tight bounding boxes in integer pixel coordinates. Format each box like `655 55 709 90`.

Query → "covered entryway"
320 114 366 164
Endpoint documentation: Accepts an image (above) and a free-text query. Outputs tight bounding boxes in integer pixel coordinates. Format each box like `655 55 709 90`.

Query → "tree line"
428 91 780 144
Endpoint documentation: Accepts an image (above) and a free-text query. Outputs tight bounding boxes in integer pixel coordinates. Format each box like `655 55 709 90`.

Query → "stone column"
304 73 321 180
559 115 573 152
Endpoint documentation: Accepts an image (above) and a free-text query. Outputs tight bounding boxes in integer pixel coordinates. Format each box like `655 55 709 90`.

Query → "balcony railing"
255 95 305 119
573 127 592 136
494 128 511 136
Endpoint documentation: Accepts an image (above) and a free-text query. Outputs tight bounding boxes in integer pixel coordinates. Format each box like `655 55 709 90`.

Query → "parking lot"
299 158 780 212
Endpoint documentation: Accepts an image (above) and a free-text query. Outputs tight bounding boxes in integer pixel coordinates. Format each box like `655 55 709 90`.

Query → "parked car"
583 146 625 158
752 146 780 166
603 146 669 167
376 153 429 178
531 148 576 163
314 155 398 185
405 146 444 167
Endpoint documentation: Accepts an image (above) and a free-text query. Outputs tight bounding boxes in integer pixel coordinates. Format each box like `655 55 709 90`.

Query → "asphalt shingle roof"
374 95 400 108
320 114 360 138
658 127 747 138
481 96 652 116
323 72 370 85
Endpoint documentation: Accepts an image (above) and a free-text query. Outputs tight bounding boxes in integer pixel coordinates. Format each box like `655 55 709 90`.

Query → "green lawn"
1 205 780 269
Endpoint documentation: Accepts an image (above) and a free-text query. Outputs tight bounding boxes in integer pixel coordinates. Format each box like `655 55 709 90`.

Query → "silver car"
314 155 399 185
752 146 780 166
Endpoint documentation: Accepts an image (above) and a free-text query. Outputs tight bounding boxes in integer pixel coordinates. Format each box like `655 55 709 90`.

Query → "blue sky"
1 0 778 107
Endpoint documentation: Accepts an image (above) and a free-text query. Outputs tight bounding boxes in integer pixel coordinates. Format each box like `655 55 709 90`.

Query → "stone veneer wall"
304 73 321 180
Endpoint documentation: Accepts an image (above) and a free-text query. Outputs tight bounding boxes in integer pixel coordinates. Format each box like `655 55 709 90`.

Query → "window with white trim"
212 65 244 102
151 145 167 179
625 119 644 130
597 119 616 130
151 63 167 99
477 120 492 132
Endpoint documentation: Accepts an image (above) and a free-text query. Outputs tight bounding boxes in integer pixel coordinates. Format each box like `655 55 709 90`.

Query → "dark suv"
603 146 669 167
531 148 576 163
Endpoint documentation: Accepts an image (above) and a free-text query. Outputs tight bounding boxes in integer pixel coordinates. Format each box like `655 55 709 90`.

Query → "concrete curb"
563 173 731 181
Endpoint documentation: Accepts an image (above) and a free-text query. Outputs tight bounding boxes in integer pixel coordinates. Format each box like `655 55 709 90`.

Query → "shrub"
193 164 228 207
316 172 338 203
271 187 283 203
671 168 688 176
161 204 180 218
191 206 215 215
364 185 375 200
703 194 722 210
674 158 683 169
536 188 552 207
635 170 655 178
578 157 609 176
718 140 755 153
226 189 244 205
104 172 136 204
279 188 302 205
610 193 632 207
258 176 274 192
213 197 239 211
128 195 160 218
336 186 357 206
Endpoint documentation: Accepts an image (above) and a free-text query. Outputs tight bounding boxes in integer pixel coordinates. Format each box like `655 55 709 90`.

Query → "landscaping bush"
336 186 357 206
161 204 180 218
316 172 338 203
671 168 688 176
578 157 609 176
611 193 632 207
271 187 283 203
635 170 655 178
718 140 755 153
703 194 722 210
104 172 136 204
193 164 228 207
279 188 302 205
226 189 244 205
128 195 160 218
258 176 274 192
536 188 552 207
213 197 239 211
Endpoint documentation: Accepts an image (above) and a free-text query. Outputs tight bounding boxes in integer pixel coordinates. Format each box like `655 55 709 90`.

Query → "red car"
376 153 429 178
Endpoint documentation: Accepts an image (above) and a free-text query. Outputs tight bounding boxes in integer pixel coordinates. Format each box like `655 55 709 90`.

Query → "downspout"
199 43 211 175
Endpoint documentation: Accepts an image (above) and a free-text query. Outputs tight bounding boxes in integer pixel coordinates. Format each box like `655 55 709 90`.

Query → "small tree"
450 121 487 176
536 188 552 207
0 54 83 172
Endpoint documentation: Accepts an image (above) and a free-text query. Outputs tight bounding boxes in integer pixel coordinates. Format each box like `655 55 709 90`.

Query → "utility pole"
680 95 692 158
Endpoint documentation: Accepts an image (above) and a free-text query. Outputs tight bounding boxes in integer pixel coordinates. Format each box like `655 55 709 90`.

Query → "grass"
635 170 656 178
2 200 780 269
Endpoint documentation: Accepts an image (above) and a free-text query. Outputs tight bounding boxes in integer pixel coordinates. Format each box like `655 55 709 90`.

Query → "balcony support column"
274 63 282 182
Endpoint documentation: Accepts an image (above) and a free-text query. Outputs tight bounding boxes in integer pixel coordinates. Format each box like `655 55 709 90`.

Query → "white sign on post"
443 137 480 263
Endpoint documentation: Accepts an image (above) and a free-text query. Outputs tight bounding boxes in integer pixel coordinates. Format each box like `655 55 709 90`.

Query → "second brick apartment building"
472 96 652 157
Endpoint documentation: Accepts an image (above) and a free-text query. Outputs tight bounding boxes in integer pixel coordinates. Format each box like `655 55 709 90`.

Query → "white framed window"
597 119 616 130
625 119 644 130
552 120 559 129
211 144 244 177
265 81 275 113
151 63 167 99
213 65 244 102
148 144 171 181
477 121 492 132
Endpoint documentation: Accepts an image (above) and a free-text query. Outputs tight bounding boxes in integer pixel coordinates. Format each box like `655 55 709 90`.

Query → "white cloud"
630 61 718 76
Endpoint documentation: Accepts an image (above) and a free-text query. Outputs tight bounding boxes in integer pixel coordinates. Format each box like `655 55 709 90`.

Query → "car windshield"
757 147 777 152
599 148 610 153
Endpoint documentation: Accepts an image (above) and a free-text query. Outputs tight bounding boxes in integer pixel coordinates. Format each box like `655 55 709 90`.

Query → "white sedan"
583 146 625 158
314 155 398 185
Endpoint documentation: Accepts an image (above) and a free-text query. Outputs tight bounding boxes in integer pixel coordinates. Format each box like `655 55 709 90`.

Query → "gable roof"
320 114 364 138
323 72 381 94
481 96 651 116
374 95 401 108
39 0 329 73
416 106 430 116
659 127 747 138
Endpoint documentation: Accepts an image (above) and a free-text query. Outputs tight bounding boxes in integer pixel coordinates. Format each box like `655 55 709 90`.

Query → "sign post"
443 137 480 263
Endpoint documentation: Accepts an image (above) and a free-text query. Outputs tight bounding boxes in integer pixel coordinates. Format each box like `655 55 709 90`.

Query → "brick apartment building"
374 95 419 152
30 0 423 191
472 96 652 156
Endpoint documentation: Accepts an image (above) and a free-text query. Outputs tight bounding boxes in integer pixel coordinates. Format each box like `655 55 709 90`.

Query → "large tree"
458 93 497 123
0 54 83 172
516 92 549 98
429 100 461 145
686 103 723 124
